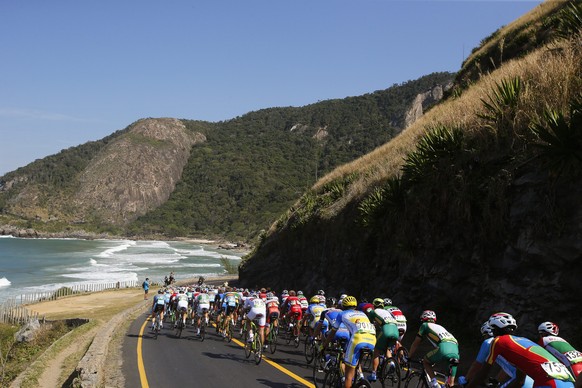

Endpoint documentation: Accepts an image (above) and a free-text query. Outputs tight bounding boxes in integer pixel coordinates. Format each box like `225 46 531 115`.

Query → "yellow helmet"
310 296 320 304
342 295 357 308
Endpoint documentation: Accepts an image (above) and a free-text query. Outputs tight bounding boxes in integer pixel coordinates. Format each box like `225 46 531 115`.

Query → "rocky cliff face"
404 83 452 128
239 168 582 348
74 118 204 224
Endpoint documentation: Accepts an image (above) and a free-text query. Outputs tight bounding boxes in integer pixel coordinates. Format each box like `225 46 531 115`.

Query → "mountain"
0 73 453 239
239 0 582 348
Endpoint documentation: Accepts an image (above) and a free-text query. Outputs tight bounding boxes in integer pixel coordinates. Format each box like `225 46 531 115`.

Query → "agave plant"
358 176 406 228
555 1 582 40
477 77 523 133
401 124 465 184
529 94 582 175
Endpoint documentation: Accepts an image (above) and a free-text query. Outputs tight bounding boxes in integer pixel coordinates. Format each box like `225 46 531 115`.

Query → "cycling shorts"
153 304 165 313
426 341 459 377
266 309 279 324
247 308 266 327
197 303 210 315
289 308 302 322
178 306 188 313
534 379 575 388
344 332 376 367
226 305 237 315
376 324 399 352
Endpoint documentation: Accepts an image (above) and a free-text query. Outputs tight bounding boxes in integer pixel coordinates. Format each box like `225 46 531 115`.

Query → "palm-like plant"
555 1 582 40
529 94 582 175
477 77 523 134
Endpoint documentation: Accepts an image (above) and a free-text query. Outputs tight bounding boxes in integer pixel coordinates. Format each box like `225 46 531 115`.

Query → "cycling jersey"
152 294 166 312
331 309 376 368
246 297 267 327
176 294 189 311
485 335 574 387
385 305 407 340
306 303 326 329
367 308 399 352
417 322 459 375
477 337 534 388
539 336 582 378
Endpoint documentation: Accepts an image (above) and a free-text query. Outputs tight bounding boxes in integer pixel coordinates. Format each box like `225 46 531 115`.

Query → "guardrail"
0 280 139 325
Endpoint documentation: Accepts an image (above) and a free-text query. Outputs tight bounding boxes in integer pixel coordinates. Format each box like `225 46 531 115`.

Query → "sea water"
0 236 243 300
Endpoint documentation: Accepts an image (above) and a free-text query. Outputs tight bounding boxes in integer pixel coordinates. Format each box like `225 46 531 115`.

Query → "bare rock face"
404 83 451 128
74 118 204 224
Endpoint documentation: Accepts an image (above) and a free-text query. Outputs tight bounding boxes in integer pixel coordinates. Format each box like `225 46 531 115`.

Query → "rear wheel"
323 368 341 388
380 357 401 388
268 326 278 354
396 347 410 380
254 336 263 365
305 337 316 364
244 331 252 359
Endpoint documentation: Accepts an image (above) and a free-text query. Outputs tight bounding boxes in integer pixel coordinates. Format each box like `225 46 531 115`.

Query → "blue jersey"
477 338 534 388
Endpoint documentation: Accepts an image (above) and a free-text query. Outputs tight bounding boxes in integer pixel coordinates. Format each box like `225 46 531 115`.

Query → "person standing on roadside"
142 277 150 300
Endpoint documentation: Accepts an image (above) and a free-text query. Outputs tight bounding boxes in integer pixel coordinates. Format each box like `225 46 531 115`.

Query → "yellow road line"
137 318 150 388
215 323 315 388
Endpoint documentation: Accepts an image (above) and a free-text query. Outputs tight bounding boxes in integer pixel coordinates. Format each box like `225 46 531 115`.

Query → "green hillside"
240 0 582 345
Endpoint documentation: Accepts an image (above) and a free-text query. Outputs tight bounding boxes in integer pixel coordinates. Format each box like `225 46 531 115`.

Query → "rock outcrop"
404 83 452 128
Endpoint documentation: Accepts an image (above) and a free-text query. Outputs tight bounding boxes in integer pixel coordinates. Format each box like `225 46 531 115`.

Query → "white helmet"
538 321 559 336
420 310 437 322
480 321 493 338
488 312 517 331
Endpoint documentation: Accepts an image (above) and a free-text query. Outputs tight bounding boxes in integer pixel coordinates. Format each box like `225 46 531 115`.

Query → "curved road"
123 311 319 387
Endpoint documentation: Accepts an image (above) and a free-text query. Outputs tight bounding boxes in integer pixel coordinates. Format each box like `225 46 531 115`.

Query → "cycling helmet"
488 312 517 331
317 295 326 304
339 294 347 300
297 290 304 296
384 298 393 306
373 298 384 308
326 297 337 308
282 290 289 295
538 322 559 336
310 296 320 304
158 289 163 294
480 321 493 338
266 292 274 298
289 290 296 296
342 296 357 308
420 310 437 322
317 289 325 295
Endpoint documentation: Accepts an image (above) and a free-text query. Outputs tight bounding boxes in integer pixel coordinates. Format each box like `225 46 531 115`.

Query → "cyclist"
365 298 400 382
304 295 327 338
174 288 189 328
194 288 211 336
151 289 166 330
537 322 582 388
218 287 239 337
464 321 534 388
466 313 574 388
282 290 302 340
321 295 376 388
408 310 459 388
244 292 267 348
264 292 280 341
384 298 407 342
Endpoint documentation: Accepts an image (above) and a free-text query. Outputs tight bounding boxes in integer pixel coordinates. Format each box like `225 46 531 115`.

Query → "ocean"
0 236 244 300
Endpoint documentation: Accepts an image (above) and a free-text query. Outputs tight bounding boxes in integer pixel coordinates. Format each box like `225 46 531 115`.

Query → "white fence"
0 280 139 325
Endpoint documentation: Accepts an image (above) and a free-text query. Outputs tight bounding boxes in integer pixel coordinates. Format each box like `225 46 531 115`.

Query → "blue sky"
0 0 544 176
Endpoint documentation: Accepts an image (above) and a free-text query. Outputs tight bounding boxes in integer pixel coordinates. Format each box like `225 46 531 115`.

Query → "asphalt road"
123 312 320 388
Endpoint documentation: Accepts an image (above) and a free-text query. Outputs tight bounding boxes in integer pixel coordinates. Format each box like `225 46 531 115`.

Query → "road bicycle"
322 342 373 388
377 353 401 388
153 311 162 339
244 318 263 365
175 317 185 338
266 317 279 355
304 335 320 364
285 315 301 348
403 358 459 388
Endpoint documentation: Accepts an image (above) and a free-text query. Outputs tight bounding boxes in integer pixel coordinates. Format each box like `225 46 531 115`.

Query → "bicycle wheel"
286 324 293 345
404 371 428 388
200 321 206 341
254 336 263 365
396 347 410 380
361 351 373 372
313 351 326 388
268 327 278 354
380 358 401 388
304 337 315 364
226 320 233 342
239 321 247 339
354 378 373 388
244 331 252 359
176 320 183 338
323 368 341 388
